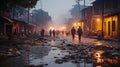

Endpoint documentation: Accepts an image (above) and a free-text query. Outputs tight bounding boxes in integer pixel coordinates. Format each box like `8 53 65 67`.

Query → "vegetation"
0 0 38 15
30 9 51 25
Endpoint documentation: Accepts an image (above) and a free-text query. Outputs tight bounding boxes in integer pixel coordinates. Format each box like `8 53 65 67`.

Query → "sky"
34 0 95 23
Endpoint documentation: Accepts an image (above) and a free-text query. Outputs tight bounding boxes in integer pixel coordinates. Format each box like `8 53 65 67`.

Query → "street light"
97 18 100 22
74 23 77 26
84 0 86 22
28 0 32 24
30 13 33 23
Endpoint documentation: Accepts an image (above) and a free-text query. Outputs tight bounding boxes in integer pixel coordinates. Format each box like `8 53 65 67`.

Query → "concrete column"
118 14 120 41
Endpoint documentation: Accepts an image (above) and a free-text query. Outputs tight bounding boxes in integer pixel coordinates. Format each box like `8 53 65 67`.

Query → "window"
112 21 115 31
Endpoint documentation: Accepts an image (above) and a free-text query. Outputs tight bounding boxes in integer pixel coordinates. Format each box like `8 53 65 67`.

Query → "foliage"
0 0 38 11
30 9 51 25
10 6 27 18
70 4 84 19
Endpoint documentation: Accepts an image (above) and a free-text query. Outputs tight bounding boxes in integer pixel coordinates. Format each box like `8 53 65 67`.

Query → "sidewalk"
85 35 120 42
59 34 120 48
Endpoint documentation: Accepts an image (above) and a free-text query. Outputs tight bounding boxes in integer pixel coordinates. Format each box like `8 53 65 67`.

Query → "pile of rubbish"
0 45 22 61
54 43 120 66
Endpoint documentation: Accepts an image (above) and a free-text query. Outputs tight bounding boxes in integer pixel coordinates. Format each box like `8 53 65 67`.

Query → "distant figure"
52 30 55 37
77 26 83 41
71 27 76 40
41 29 45 37
62 31 64 35
49 29 52 37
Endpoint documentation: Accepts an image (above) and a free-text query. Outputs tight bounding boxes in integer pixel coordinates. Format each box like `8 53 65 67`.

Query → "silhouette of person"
53 30 55 37
49 29 52 37
41 29 45 37
71 27 76 40
77 26 83 41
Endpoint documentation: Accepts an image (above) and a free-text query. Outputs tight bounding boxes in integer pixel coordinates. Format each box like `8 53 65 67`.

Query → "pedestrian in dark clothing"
49 29 52 37
71 27 76 40
77 26 83 41
53 30 55 37
41 29 45 37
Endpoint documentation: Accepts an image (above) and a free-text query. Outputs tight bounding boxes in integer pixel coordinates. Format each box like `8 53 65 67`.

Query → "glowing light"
78 23 80 25
96 66 102 67
74 23 77 26
49 27 54 30
96 42 102 46
61 26 66 30
97 18 100 22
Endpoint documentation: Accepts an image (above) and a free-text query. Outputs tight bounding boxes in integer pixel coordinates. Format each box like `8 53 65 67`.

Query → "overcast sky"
34 0 95 23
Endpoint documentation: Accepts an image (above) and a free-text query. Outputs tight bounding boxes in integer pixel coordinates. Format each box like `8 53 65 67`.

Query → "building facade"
82 0 120 40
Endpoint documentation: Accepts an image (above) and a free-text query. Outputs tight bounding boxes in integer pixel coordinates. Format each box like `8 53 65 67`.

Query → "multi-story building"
82 0 120 40
103 0 120 40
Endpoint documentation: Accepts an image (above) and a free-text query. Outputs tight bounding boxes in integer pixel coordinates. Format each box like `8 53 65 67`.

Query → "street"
1 0 120 67
0 35 120 67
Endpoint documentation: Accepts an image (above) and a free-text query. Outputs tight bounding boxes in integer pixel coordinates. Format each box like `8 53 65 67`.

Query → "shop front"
104 15 118 39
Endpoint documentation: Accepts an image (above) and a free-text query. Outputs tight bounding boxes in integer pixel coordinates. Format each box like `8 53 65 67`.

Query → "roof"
0 16 13 23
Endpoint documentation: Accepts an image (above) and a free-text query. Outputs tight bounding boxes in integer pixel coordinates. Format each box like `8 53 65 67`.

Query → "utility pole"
28 7 30 24
40 0 44 28
101 0 104 38
84 0 85 21
28 0 32 24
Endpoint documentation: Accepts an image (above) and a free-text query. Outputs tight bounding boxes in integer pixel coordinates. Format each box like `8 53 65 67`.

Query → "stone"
55 59 63 64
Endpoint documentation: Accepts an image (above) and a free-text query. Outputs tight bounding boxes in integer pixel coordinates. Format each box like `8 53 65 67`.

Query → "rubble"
0 35 120 67
25 64 44 67
55 59 64 64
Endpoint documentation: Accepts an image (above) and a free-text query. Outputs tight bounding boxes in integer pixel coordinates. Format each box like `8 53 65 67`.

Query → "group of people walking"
40 26 82 42
40 29 56 37
71 26 83 41
49 29 56 37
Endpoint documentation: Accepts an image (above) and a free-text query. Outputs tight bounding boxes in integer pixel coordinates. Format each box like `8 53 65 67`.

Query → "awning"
0 16 13 23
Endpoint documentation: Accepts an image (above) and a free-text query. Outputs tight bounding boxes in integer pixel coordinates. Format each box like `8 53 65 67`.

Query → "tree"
70 4 84 20
30 9 51 25
10 6 27 18
0 0 38 16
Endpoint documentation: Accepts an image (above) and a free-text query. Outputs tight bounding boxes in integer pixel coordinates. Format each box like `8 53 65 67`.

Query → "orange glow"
96 42 102 46
104 15 118 38
78 23 80 25
97 18 100 22
61 26 66 30
94 50 104 63
96 66 102 67
74 23 77 26
96 18 102 31
50 27 54 30
105 58 118 64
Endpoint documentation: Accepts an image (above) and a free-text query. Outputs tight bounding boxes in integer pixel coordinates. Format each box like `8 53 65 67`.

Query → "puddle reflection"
94 50 104 63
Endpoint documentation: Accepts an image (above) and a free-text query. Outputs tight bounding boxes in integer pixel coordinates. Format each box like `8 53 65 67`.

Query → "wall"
104 15 118 38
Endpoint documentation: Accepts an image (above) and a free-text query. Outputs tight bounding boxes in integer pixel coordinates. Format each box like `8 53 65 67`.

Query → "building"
103 0 120 40
83 0 120 40
0 16 13 35
81 6 94 35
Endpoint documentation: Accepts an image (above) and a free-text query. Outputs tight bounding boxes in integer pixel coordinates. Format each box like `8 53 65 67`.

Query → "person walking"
41 29 45 37
52 30 55 37
77 26 83 41
49 29 52 37
71 27 76 40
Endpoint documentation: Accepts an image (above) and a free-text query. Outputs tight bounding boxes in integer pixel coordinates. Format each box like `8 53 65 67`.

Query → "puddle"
0 38 120 67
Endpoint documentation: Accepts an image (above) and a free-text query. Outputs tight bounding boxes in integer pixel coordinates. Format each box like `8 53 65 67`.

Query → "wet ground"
0 35 120 67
